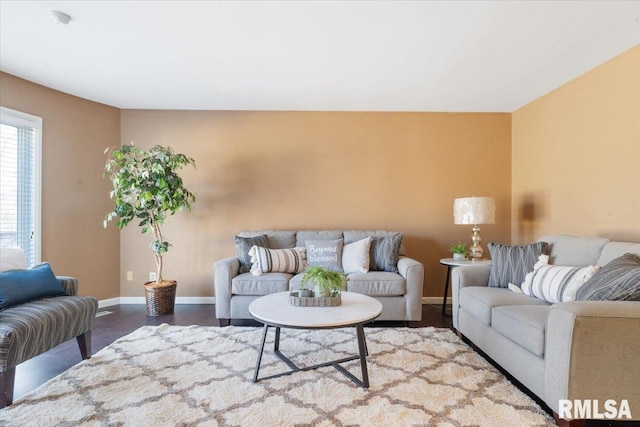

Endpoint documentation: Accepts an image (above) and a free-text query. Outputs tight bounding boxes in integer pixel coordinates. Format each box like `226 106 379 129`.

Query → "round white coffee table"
249 291 382 388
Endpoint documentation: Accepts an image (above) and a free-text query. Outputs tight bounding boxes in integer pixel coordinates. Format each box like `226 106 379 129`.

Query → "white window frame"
0 106 42 266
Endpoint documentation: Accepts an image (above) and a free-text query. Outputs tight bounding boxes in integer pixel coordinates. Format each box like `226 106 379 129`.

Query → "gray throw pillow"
576 253 640 301
305 239 344 272
487 242 549 288
234 234 269 273
369 235 402 273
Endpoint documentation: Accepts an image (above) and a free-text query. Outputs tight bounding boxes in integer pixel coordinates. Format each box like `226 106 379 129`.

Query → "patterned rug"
1 324 555 426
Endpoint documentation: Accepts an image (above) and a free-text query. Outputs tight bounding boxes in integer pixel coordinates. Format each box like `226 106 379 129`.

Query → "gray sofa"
214 230 424 326
452 235 640 425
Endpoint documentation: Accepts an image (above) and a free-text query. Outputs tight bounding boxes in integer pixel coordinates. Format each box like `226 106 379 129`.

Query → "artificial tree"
103 143 195 311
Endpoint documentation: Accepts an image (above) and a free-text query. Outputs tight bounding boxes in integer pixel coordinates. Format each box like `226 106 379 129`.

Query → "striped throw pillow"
576 253 640 301
249 246 306 276
523 264 600 303
488 242 549 288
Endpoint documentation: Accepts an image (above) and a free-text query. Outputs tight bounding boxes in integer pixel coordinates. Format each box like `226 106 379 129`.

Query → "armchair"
0 249 98 408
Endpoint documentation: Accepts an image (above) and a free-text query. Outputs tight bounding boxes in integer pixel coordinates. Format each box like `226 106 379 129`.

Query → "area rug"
0 325 555 426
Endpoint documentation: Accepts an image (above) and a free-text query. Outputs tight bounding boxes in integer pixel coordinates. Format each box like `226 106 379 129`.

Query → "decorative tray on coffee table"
288 291 341 307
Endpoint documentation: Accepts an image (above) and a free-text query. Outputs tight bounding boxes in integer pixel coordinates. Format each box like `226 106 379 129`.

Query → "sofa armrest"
451 265 491 329
57 276 78 296
213 257 240 320
544 301 640 417
451 265 491 289
397 257 424 321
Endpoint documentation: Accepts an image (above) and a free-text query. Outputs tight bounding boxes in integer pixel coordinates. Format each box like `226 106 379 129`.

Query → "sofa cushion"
234 234 269 274
296 231 343 248
347 271 405 296
305 239 344 272
0 263 67 310
232 272 292 295
596 242 640 266
288 273 304 291
342 237 371 274
239 230 296 249
0 295 98 370
537 235 609 266
576 253 640 301
492 305 550 357
369 235 402 273
249 246 306 276
459 287 549 326
487 242 549 288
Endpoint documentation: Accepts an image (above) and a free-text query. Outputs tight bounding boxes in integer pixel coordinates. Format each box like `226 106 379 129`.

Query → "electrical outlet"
126 271 133 281
149 272 157 282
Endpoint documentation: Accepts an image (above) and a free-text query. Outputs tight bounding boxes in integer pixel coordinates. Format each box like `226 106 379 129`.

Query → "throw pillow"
517 254 549 295
234 234 269 274
0 263 67 309
305 239 344 272
342 237 371 274
369 235 402 273
576 253 640 301
249 246 306 276
518 254 600 303
487 241 549 288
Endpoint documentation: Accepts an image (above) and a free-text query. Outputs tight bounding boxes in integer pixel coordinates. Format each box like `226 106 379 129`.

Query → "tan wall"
512 46 640 244
0 72 121 300
120 110 512 298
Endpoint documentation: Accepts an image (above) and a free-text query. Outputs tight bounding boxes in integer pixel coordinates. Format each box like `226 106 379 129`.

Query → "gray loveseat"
214 230 424 326
452 235 640 425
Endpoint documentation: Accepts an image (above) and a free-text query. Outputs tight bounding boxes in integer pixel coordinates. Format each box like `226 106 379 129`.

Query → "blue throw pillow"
0 263 67 309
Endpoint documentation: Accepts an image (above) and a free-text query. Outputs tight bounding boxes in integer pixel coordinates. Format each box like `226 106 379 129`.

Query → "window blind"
0 107 42 267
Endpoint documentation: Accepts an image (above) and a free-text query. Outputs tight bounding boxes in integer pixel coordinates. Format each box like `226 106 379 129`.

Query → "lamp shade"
454 197 495 225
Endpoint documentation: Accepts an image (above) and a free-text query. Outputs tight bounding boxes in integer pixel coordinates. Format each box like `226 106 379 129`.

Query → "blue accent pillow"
0 263 67 309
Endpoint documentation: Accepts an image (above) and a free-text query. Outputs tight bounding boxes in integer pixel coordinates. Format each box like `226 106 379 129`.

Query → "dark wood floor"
11 304 632 426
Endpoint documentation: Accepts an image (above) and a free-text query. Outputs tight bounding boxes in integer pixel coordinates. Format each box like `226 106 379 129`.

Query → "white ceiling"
1 1 639 112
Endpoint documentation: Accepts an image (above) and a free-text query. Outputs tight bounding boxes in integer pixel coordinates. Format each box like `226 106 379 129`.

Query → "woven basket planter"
144 280 177 316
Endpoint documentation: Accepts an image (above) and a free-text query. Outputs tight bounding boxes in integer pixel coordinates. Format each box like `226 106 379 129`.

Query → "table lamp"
453 196 495 260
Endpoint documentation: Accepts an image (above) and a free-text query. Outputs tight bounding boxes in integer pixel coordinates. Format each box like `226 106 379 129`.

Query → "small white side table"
440 258 492 315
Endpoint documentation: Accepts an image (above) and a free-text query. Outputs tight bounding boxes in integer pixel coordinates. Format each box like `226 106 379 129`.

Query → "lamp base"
469 224 484 261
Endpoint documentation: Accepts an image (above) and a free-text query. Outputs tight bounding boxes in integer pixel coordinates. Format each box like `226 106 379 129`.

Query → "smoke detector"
50 10 72 25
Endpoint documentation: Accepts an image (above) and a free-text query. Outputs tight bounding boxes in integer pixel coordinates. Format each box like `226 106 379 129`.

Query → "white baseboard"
99 297 216 307
98 298 121 308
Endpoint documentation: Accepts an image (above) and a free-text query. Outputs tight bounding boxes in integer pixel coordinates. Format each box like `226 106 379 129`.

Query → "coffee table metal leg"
254 323 372 388
274 326 281 351
356 324 369 388
253 324 269 383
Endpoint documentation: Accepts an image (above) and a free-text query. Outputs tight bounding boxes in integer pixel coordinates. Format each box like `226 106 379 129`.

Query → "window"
0 107 42 267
